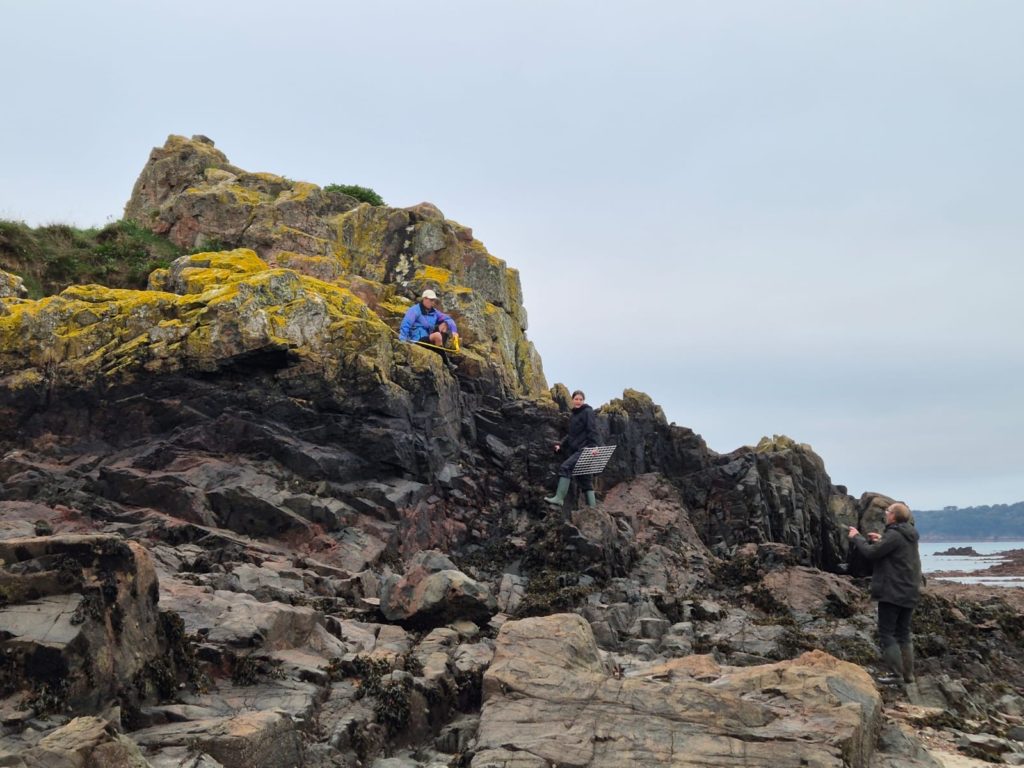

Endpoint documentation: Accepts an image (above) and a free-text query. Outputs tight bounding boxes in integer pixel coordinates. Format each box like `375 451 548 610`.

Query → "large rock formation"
475 613 880 768
124 134 545 400
1 137 1022 767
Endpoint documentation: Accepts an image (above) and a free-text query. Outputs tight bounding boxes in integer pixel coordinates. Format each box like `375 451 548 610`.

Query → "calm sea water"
919 541 1024 588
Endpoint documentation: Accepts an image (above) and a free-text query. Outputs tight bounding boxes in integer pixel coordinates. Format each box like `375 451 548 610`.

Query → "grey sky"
2 1 1022 509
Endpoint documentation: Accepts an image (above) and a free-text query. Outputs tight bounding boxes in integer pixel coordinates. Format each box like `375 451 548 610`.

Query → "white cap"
421 289 438 300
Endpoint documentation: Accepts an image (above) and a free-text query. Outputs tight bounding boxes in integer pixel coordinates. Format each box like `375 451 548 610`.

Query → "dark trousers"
558 450 593 491
877 601 914 648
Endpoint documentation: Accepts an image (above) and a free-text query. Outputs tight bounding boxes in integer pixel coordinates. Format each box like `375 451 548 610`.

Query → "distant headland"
914 501 1024 541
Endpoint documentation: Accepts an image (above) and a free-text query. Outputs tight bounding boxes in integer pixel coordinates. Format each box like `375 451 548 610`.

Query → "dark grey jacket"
852 522 923 608
561 404 599 455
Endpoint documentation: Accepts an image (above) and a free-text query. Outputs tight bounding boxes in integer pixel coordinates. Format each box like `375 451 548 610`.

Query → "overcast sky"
2 1 1021 510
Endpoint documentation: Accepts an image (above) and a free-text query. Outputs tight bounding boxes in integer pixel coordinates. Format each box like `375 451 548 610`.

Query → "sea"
919 541 1024 588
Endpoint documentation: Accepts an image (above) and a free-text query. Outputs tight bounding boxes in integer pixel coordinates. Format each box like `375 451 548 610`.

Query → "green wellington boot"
876 644 905 685
585 490 597 508
900 643 915 683
545 477 571 506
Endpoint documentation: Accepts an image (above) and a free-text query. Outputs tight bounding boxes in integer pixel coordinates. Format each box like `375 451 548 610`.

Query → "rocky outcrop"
475 613 881 768
11 716 152 768
0 535 170 718
0 249 395 386
2 137 1023 767
122 134 546 399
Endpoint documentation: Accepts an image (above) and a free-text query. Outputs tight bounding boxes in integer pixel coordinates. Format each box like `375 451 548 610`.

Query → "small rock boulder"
0 268 28 299
380 550 496 628
17 716 152 768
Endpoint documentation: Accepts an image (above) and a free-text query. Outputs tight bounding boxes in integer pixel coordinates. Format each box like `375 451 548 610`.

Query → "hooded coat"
852 522 923 608
561 404 599 455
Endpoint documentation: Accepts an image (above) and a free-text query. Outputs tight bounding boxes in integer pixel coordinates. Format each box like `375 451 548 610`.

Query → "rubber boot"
585 490 597 508
876 644 905 685
900 643 915 683
545 477 571 507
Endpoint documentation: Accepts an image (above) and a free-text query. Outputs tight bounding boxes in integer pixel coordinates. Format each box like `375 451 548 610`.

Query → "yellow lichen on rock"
333 205 396 281
223 184 265 207
415 265 453 286
120 135 550 398
0 250 396 387
277 182 317 203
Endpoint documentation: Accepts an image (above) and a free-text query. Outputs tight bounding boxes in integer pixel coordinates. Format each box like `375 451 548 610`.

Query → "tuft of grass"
323 184 385 206
0 218 183 298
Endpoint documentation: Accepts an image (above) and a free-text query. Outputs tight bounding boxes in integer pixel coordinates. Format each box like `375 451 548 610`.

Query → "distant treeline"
913 501 1024 541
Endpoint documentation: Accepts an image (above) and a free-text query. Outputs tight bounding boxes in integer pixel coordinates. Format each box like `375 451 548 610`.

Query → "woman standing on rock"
545 390 600 509
848 502 923 684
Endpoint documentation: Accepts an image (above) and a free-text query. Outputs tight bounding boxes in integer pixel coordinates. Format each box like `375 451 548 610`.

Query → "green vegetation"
0 218 183 298
323 183 385 206
915 501 1024 541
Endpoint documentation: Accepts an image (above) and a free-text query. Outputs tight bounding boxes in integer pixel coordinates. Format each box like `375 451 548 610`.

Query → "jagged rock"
0 269 27 299
14 716 152 768
599 390 709 484
334 619 412 662
137 676 322 729
957 732 1021 761
147 749 225 768
681 435 849 571
161 580 343 653
758 564 862 618
131 710 303 768
0 535 167 717
704 607 790 659
380 550 496 628
474 613 881 768
873 721 944 768
496 574 527 614
121 135 546 398
601 473 714 593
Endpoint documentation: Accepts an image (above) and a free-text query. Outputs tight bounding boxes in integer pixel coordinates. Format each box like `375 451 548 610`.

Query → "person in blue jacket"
399 289 458 347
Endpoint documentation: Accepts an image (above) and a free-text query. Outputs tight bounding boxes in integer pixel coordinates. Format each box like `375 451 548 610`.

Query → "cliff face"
3 138 1021 767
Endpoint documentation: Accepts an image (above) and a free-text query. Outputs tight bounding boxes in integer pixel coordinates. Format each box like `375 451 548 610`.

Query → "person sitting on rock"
545 389 600 509
399 289 459 347
848 502 923 685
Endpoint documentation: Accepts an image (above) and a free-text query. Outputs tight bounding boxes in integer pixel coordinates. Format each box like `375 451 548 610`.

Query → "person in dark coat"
848 501 923 683
545 390 600 508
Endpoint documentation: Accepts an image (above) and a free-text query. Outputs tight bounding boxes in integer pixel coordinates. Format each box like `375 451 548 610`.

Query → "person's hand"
847 526 859 539
554 443 561 453
867 532 881 542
